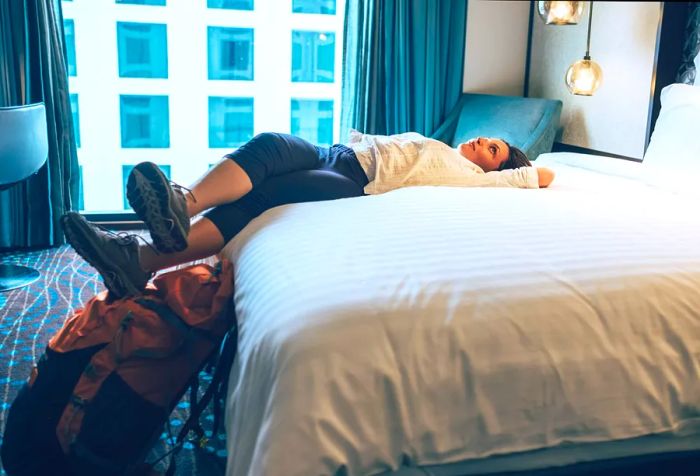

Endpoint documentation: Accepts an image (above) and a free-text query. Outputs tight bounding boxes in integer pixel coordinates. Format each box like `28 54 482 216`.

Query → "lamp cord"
585 1 594 60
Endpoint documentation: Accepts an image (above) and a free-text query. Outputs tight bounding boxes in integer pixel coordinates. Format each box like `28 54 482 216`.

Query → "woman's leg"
186 132 322 216
128 132 322 253
140 169 365 274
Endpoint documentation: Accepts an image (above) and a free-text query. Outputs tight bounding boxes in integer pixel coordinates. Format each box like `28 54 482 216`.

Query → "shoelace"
170 181 198 203
93 222 161 256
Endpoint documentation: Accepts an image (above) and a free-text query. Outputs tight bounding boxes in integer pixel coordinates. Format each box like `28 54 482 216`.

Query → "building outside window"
117 22 168 78
120 95 170 148
291 99 333 146
292 31 334 82
293 0 335 14
208 27 254 81
116 0 166 5
62 0 345 213
207 0 254 10
64 19 77 76
70 93 80 148
209 97 254 148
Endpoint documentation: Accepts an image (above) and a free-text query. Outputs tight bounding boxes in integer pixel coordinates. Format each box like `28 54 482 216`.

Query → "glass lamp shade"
537 1 584 25
565 58 602 96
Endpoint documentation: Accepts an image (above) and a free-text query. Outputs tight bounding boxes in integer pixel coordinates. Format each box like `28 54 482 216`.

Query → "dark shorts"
222 132 368 190
204 133 369 242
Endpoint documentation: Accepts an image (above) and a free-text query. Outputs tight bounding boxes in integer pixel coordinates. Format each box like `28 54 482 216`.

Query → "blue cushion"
431 94 562 161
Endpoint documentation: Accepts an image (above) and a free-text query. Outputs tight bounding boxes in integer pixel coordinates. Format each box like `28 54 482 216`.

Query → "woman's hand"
536 167 555 188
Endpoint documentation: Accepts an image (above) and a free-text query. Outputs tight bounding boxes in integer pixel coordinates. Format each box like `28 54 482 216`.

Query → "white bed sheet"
221 153 700 476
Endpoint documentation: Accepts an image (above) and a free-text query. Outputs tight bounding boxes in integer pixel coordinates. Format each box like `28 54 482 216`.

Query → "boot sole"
61 213 141 298
126 162 188 254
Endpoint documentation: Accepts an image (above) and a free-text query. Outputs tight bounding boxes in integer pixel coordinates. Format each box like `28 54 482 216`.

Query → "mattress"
220 152 700 476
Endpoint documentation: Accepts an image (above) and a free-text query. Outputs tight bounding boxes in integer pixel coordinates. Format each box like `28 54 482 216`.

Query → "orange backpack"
1 260 236 476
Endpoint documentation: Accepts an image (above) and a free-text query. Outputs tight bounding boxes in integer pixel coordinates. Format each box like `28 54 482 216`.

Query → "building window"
122 164 170 209
209 97 254 148
117 22 168 78
120 95 170 148
291 31 334 83
64 19 77 76
70 94 80 148
208 27 254 80
290 99 333 146
116 0 166 5
293 0 335 14
207 0 254 10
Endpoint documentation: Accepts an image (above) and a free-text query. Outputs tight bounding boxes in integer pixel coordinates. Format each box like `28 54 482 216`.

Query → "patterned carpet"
0 245 226 476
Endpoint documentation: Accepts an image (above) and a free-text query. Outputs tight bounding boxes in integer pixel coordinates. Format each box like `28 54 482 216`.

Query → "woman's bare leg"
185 158 253 217
139 216 225 273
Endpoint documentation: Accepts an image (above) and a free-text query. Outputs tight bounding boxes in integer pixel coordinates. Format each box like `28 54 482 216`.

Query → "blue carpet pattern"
0 246 226 476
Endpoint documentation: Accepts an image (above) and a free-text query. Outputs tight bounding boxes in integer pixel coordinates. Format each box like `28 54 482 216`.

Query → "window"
117 22 168 78
292 31 334 82
120 95 170 148
290 99 333 146
208 27 254 80
62 1 345 213
207 0 254 10
293 0 335 14
122 165 170 209
64 19 77 76
70 93 80 148
116 0 166 5
209 97 254 148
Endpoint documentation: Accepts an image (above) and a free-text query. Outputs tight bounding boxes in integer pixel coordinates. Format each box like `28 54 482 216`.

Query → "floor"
0 245 226 476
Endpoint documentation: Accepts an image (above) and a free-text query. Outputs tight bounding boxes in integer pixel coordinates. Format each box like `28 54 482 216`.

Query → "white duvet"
221 153 700 476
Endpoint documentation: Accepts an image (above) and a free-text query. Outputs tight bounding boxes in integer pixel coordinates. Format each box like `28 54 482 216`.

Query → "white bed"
219 83 700 475
219 151 700 476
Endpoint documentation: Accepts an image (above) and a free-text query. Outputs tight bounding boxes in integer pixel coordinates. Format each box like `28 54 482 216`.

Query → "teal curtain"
341 0 468 139
0 0 79 248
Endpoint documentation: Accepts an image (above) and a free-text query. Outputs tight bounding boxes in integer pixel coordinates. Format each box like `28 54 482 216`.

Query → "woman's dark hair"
498 141 531 170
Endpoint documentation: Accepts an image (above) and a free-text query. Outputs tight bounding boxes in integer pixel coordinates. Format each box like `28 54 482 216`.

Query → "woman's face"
458 137 509 172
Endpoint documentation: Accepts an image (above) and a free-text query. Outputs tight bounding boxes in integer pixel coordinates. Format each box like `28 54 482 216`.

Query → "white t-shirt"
347 130 539 195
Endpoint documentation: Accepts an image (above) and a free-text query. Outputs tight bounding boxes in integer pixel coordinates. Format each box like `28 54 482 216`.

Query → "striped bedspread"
220 153 700 476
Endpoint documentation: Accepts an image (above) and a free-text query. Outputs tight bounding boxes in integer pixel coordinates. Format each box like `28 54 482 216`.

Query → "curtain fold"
677 2 700 85
341 0 467 140
0 0 79 249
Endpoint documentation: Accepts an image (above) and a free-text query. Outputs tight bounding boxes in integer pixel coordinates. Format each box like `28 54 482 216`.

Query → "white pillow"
643 83 700 173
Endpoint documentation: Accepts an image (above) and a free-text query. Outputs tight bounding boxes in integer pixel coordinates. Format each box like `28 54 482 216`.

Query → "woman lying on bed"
61 131 556 298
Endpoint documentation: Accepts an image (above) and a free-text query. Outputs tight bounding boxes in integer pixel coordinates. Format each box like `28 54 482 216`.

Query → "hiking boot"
126 161 191 254
61 212 152 299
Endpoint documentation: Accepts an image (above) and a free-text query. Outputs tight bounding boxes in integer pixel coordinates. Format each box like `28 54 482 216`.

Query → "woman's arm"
537 167 555 188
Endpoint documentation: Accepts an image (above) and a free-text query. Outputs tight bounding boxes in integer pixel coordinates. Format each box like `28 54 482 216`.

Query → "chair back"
0 103 49 188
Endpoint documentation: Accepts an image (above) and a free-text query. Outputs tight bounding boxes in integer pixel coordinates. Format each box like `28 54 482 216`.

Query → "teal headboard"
431 93 562 161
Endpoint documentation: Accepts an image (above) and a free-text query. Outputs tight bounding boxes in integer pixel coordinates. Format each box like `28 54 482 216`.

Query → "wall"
528 2 661 159
462 0 530 96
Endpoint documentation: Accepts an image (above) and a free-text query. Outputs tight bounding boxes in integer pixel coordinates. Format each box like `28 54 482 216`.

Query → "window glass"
64 19 77 76
290 99 333 146
292 0 335 14
291 31 334 82
207 0 254 10
62 0 345 212
70 93 80 148
208 27 254 80
116 0 166 5
120 95 170 148
117 22 168 78
209 97 255 148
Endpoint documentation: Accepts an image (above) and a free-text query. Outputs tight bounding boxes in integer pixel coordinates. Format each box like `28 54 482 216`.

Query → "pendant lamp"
537 1 584 25
565 2 602 95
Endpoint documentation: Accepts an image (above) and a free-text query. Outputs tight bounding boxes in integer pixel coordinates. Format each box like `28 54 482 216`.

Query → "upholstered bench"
431 93 562 161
